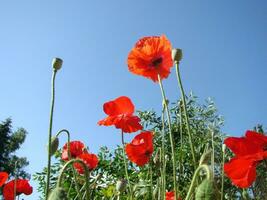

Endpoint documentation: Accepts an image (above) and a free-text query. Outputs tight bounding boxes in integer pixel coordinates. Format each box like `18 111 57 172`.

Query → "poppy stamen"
151 57 163 67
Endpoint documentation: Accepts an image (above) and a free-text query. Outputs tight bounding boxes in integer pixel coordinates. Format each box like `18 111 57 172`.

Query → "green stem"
161 107 166 199
55 129 82 200
14 161 18 200
185 164 211 200
158 74 177 200
57 159 90 200
45 69 57 199
178 100 184 192
221 144 226 200
121 131 133 199
211 130 215 179
150 161 153 199
175 62 196 169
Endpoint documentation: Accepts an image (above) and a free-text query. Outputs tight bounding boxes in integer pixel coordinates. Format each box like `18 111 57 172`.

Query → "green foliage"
34 95 267 199
0 118 30 179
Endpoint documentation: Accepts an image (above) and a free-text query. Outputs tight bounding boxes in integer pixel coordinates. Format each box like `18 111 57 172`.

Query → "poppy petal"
0 172 8 187
103 96 134 116
125 131 154 166
3 179 33 200
128 35 173 82
114 115 143 133
61 141 87 161
74 153 99 174
224 157 257 188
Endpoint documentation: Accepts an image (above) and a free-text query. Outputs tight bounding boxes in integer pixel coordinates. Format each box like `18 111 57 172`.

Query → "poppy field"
1 35 267 200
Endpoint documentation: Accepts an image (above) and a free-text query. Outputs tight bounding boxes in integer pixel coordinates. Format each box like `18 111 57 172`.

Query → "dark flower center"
151 57 163 67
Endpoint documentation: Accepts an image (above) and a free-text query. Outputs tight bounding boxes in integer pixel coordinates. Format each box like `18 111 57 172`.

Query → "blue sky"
0 1 266 199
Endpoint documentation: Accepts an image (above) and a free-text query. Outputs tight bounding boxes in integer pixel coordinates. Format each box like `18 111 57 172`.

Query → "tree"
0 118 30 179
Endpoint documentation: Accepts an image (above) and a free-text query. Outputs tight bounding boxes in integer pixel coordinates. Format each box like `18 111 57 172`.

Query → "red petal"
3 179 32 200
224 157 258 188
61 141 86 161
125 131 153 166
0 172 8 187
74 153 99 174
103 96 134 116
114 115 143 133
245 130 267 149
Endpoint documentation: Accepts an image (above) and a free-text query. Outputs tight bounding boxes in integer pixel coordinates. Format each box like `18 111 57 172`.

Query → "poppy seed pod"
48 187 68 200
116 179 127 193
172 48 183 63
50 137 59 156
52 58 63 71
195 179 216 200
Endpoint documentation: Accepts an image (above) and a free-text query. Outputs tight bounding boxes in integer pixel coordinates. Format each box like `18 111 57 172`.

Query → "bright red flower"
127 35 173 82
165 191 182 200
98 96 143 133
224 130 267 188
0 172 8 187
125 131 154 166
3 179 33 200
73 153 99 174
61 141 87 161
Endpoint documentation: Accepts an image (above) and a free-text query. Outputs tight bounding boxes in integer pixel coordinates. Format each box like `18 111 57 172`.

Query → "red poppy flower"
125 131 154 166
224 130 267 188
165 191 182 200
98 96 143 133
0 172 8 187
61 141 87 161
73 153 99 174
3 179 33 200
127 35 173 82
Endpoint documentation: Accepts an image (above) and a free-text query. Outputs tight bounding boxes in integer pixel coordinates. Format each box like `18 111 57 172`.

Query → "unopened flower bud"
52 58 63 71
48 187 67 200
116 179 127 193
50 137 59 156
195 179 216 200
172 48 183 63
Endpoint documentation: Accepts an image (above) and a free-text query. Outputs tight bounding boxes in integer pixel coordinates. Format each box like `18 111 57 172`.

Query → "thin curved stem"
158 74 177 200
57 159 90 200
45 69 57 199
121 131 133 199
185 164 211 200
55 129 82 200
175 62 196 169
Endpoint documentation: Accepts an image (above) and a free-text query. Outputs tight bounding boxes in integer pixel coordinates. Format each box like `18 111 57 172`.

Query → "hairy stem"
158 74 177 199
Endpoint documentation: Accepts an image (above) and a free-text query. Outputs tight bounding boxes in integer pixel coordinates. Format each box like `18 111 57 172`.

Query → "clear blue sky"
0 1 266 199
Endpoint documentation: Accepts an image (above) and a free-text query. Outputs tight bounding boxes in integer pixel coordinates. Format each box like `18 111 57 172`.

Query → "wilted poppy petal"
125 131 154 166
0 172 8 187
128 35 173 82
103 96 134 116
74 153 99 174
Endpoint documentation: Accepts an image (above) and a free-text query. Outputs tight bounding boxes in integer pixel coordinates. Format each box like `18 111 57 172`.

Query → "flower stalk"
158 74 177 200
175 62 197 169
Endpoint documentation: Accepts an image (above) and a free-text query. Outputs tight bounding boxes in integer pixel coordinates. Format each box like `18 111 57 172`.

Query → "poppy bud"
116 179 127 193
195 179 216 200
52 58 63 71
50 137 59 156
48 187 67 200
172 48 183 63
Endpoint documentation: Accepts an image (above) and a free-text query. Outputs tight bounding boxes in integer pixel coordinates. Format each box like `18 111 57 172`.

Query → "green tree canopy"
0 118 30 179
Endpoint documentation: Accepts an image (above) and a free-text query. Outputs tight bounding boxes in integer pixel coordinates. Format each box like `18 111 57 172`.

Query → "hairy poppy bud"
116 179 127 193
50 137 59 156
195 179 216 200
48 187 67 200
52 58 63 71
172 48 183 63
